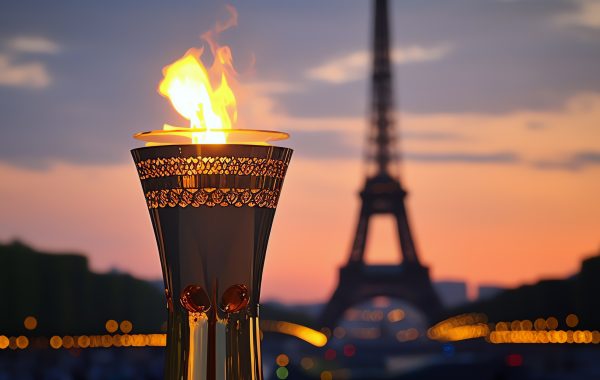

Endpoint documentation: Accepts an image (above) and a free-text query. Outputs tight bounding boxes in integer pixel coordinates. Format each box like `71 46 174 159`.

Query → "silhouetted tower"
320 0 442 328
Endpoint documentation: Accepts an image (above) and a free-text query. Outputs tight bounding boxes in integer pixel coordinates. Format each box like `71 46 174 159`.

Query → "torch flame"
135 5 288 146
158 46 237 144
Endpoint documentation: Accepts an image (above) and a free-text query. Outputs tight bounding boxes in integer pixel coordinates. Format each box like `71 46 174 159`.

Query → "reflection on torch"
131 6 292 380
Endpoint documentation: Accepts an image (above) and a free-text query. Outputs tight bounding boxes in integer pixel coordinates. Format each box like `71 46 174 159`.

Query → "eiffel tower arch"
320 0 443 328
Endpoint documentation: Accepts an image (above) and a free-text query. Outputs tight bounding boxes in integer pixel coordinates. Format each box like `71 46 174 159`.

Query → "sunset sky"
0 0 599 303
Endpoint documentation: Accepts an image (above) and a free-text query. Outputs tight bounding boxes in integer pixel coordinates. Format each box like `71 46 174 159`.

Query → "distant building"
433 281 468 308
477 285 506 301
0 240 165 335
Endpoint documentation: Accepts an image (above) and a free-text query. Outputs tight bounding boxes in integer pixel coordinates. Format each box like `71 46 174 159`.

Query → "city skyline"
0 0 599 302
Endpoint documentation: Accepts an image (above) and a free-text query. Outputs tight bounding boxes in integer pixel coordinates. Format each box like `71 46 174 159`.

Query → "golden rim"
133 128 289 145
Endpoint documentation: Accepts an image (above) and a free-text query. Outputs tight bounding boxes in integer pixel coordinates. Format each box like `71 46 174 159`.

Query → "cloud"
306 44 452 84
391 45 452 65
533 151 600 171
288 128 518 165
0 36 61 89
404 151 520 164
7 36 61 54
0 54 51 88
401 130 465 142
556 0 600 29
288 130 359 159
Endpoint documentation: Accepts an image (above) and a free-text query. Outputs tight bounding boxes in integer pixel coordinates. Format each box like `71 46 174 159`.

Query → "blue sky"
1 0 599 167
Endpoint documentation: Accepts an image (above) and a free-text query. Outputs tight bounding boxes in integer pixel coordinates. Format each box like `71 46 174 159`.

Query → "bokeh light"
566 314 579 328
275 354 289 367
105 319 118 333
119 320 133 334
23 316 37 330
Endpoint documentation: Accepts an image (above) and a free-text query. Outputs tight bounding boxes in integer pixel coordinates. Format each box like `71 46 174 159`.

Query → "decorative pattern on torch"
135 156 288 180
145 188 280 209
132 145 292 211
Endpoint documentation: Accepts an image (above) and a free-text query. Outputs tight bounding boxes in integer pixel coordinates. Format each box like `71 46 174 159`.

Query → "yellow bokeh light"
78 335 90 348
510 320 521 331
101 334 112 347
566 314 579 328
121 334 131 347
495 322 508 332
105 319 118 333
427 314 489 342
546 317 558 330
50 336 62 349
387 308 405 323
149 334 167 347
320 371 333 380
261 321 327 347
120 320 133 334
16 336 29 349
534 318 546 331
62 336 74 349
112 334 122 347
0 336 9 349
23 316 37 330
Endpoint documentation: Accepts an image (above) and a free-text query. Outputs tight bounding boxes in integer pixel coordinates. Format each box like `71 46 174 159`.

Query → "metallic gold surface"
132 144 292 380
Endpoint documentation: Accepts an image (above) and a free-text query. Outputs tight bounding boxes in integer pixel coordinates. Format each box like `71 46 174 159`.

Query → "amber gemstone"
180 285 211 313
221 284 249 313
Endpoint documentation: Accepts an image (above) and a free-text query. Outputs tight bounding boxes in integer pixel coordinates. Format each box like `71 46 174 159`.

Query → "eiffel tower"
320 0 443 328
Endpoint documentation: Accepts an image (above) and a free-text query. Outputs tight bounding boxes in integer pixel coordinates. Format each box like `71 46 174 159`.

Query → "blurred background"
0 0 599 379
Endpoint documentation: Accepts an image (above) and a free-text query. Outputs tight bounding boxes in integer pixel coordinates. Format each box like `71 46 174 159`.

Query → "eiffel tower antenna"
320 0 442 328
369 0 397 177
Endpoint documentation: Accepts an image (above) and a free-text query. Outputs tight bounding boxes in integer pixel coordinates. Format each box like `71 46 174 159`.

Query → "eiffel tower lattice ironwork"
319 0 443 328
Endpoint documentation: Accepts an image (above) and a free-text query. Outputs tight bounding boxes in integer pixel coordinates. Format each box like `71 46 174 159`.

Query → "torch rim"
133 128 289 145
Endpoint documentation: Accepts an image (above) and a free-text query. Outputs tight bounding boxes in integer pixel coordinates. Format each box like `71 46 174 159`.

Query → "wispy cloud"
555 0 600 29
391 44 452 64
404 151 519 164
533 151 600 171
7 36 61 55
288 128 517 165
0 54 51 89
0 36 61 89
306 44 452 84
288 130 359 159
401 130 465 142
